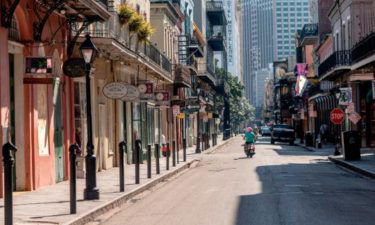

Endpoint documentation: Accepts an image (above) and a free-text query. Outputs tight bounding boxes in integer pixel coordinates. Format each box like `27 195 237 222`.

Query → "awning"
315 95 338 111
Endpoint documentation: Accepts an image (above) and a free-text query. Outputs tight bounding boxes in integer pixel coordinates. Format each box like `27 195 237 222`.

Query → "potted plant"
129 14 144 33
137 21 154 43
117 4 135 25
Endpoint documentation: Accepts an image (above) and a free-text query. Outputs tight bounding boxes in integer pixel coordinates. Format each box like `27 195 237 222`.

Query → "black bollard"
3 142 17 225
172 141 176 167
147 145 152 178
135 140 141 184
212 134 215 147
155 144 160 174
69 144 81 214
183 138 187 162
119 141 126 192
177 142 180 164
166 143 170 170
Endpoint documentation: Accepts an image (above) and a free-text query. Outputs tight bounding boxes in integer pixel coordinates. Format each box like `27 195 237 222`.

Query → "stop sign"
330 108 345 125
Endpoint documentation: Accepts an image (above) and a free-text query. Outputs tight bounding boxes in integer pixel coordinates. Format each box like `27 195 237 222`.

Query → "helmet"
247 127 253 132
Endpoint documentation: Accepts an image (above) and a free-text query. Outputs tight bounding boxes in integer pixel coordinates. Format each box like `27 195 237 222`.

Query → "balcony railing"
299 23 318 45
352 31 375 64
207 27 226 51
174 65 192 87
207 1 224 12
318 50 351 78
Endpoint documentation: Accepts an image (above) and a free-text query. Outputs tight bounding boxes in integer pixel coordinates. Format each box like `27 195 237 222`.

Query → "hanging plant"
117 4 135 26
137 21 154 43
129 14 144 33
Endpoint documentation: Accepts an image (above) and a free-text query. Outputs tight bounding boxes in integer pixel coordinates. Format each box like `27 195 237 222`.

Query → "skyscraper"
242 0 311 105
273 0 311 60
226 0 242 80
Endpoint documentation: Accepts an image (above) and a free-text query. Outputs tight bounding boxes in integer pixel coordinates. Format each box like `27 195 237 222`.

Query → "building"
254 68 272 118
226 0 242 79
273 0 311 60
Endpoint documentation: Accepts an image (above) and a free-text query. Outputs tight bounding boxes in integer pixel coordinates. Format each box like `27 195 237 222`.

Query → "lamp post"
196 88 201 153
80 34 99 200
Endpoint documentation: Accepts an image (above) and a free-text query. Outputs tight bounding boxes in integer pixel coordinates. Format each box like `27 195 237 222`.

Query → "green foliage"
215 69 255 129
128 13 144 33
138 21 154 43
117 4 135 25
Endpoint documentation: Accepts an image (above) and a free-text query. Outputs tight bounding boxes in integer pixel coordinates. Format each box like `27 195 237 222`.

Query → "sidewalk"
0 135 231 225
295 138 335 153
329 153 375 179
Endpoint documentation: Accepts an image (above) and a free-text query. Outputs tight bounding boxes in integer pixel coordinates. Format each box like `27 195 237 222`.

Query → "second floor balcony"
299 23 318 46
174 65 192 88
207 27 226 51
351 31 375 69
318 50 351 80
206 1 227 26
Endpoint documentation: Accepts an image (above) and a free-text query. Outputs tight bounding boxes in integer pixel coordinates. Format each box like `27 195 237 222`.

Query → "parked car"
271 124 295 145
260 126 271 136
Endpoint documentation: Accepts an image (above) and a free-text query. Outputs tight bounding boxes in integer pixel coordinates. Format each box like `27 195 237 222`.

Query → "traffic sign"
330 108 345 125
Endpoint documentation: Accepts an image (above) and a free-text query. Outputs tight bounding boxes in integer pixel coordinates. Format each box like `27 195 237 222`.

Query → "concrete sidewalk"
0 136 232 225
329 153 375 179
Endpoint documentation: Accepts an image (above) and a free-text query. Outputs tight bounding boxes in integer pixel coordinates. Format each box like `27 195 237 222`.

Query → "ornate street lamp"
80 34 99 200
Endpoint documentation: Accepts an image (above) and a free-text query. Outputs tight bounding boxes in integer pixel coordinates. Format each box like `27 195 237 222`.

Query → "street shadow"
234 161 375 225
266 144 331 157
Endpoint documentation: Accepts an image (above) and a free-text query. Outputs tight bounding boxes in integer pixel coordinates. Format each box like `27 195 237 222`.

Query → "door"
54 80 64 182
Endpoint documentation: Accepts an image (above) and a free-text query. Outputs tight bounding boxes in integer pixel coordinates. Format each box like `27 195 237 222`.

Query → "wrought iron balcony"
207 28 226 51
206 1 227 26
352 31 375 67
215 78 229 95
189 37 204 57
174 65 192 88
197 62 216 85
318 50 351 79
299 23 318 46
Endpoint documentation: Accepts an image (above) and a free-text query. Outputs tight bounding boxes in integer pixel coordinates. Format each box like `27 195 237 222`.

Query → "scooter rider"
244 127 256 155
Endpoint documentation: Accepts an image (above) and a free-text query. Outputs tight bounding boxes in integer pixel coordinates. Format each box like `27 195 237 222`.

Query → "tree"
215 69 255 132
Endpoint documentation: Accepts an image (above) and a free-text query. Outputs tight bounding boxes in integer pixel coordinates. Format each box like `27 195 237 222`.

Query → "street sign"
103 82 128 99
121 84 140 102
330 108 345 125
349 112 361 124
347 102 355 114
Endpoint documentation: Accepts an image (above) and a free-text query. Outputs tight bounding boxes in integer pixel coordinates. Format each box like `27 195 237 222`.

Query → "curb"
295 143 315 152
64 138 231 225
328 156 375 179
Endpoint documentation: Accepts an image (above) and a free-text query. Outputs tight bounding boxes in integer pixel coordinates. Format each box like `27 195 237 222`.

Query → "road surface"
101 136 375 225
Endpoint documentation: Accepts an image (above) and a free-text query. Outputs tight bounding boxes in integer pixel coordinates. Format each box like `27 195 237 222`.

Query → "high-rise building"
273 0 311 60
242 0 273 104
226 0 242 80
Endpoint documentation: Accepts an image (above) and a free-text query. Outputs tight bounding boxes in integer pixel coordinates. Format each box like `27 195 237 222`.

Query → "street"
101 136 375 225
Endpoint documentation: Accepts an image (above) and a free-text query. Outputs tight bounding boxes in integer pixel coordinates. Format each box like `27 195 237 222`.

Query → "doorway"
53 80 64 182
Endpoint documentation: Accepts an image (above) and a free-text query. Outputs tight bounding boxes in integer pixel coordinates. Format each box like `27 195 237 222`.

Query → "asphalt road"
101 136 375 225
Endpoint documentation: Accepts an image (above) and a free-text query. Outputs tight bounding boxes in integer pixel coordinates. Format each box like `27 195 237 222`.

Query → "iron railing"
206 1 224 11
318 50 351 77
352 31 375 64
161 54 172 73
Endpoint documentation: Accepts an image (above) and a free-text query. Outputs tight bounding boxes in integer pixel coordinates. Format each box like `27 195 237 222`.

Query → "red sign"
330 108 345 125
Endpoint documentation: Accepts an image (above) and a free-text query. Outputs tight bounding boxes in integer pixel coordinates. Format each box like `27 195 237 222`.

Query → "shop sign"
172 105 180 116
177 113 185 119
121 85 140 102
103 82 128 99
63 58 85 78
207 112 213 119
347 102 355 114
26 57 53 74
339 87 352 106
349 112 361 124
138 81 154 101
330 108 345 125
155 91 170 106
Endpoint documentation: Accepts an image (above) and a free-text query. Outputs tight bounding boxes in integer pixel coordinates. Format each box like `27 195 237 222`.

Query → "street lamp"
196 88 201 153
80 34 99 200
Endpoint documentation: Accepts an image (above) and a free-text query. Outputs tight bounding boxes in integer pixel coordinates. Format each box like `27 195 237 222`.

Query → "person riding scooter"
244 127 256 158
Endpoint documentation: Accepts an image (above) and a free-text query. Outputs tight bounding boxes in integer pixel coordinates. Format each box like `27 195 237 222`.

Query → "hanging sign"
103 82 128 99
347 102 355 114
63 58 85 78
138 81 154 101
121 84 140 102
339 87 352 106
177 113 185 119
155 91 170 107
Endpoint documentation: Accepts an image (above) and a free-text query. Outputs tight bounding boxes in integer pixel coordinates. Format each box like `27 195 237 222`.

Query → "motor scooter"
244 142 255 158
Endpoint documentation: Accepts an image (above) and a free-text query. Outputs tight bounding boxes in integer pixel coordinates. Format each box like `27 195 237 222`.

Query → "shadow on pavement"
234 161 375 225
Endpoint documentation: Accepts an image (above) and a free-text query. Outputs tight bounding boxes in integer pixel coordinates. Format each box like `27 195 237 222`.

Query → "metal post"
3 142 17 225
172 141 176 167
155 144 160 174
183 138 187 162
166 143 170 170
196 109 201 153
212 133 215 147
135 140 141 184
84 64 99 200
69 144 81 214
147 145 152 178
177 142 180 164
119 141 126 192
